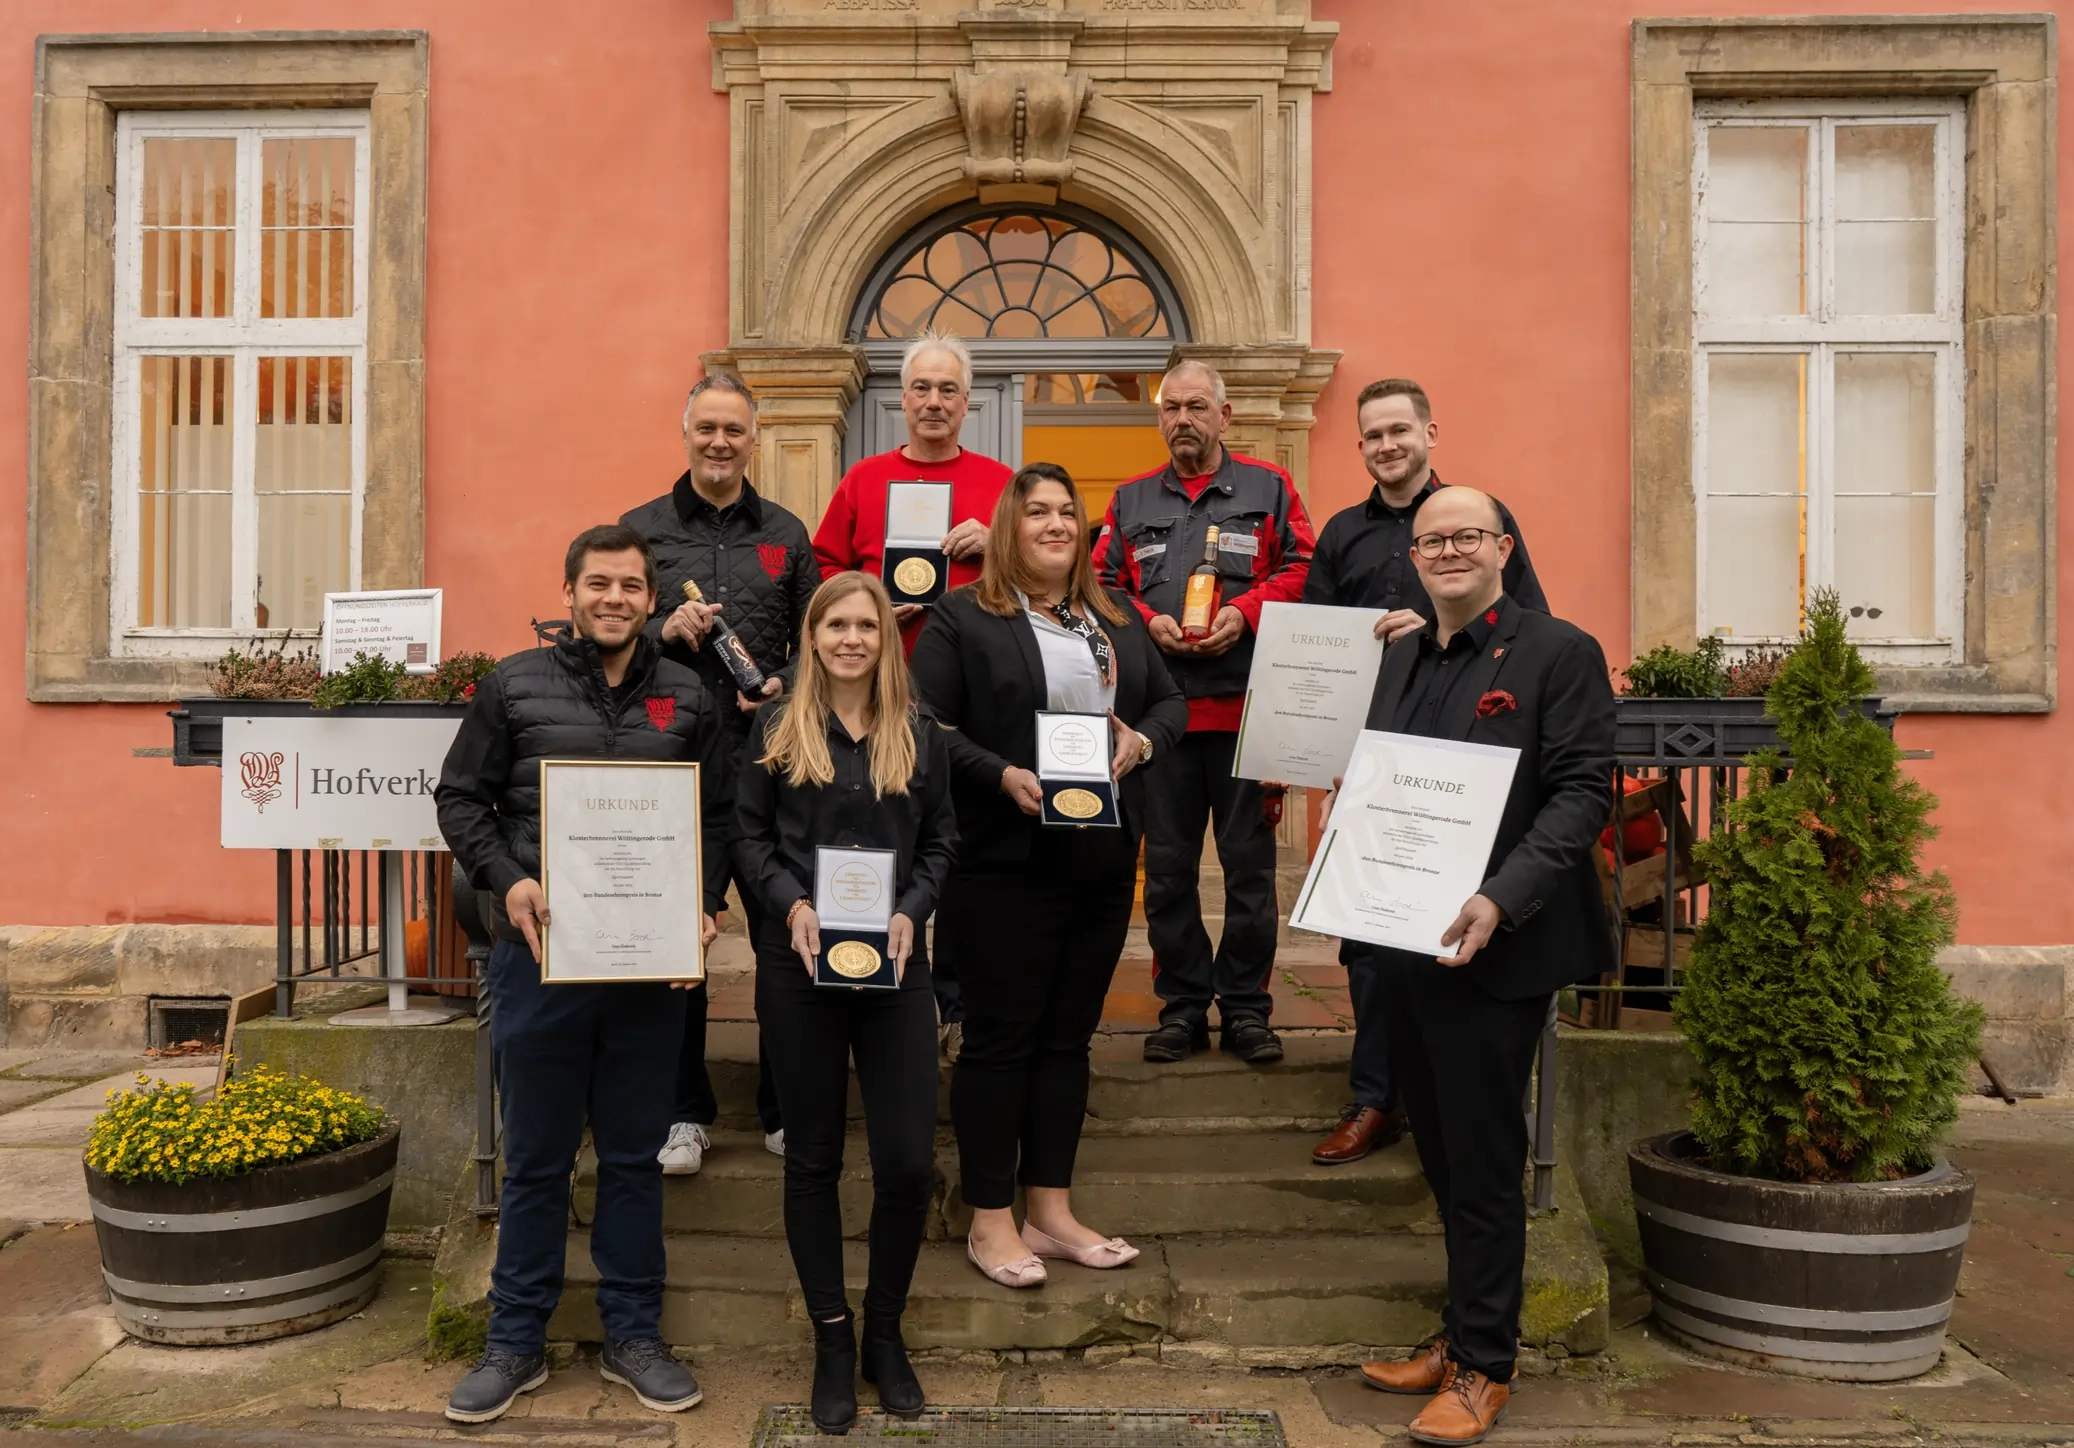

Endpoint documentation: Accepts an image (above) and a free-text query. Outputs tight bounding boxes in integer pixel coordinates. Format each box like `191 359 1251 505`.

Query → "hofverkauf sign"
221 714 461 851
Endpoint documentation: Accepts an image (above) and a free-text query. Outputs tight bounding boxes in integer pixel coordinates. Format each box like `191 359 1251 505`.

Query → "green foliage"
425 1287 490 1362
1623 636 1729 698
211 640 322 699
309 649 499 708
1674 591 1982 1182
309 651 411 707
85 1064 385 1185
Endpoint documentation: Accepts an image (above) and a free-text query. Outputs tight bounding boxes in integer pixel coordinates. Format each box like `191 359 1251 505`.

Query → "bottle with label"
1180 525 1223 641
681 578 767 695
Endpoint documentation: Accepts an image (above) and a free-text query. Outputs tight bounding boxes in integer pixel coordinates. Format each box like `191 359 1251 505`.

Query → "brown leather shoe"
1313 1105 1408 1165
1359 1339 1452 1394
1408 1368 1509 1446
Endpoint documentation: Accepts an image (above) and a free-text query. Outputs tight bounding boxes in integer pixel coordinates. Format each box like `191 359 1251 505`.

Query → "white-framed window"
111 109 369 656
1692 99 1964 661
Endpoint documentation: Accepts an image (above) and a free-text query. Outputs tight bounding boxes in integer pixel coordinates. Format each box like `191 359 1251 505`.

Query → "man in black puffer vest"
436 525 733 1426
620 375 819 1175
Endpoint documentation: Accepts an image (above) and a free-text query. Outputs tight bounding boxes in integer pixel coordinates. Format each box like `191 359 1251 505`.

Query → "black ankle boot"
810 1312 857 1434
860 1311 924 1418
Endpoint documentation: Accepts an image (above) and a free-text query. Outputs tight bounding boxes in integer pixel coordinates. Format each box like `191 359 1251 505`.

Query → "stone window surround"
28 31 428 702
1631 17 2056 713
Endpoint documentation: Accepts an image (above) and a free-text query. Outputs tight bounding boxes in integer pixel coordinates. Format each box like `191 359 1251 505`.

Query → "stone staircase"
542 964 1611 1360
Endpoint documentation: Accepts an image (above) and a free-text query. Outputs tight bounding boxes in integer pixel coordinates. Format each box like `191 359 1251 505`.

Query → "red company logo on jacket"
758 542 788 580
239 750 286 812
645 697 676 732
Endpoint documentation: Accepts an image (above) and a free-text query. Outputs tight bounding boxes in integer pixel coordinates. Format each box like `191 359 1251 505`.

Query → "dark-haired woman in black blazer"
910 462 1189 1288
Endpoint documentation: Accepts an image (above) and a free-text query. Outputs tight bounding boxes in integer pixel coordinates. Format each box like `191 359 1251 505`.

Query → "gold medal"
825 940 884 979
1054 787 1104 820
892 556 937 598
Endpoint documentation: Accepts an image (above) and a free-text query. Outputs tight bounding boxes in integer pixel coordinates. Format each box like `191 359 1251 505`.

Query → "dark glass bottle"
682 578 766 694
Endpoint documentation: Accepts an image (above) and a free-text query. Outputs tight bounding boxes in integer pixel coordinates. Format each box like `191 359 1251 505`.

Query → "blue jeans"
485 938 686 1354
1344 944 1396 1112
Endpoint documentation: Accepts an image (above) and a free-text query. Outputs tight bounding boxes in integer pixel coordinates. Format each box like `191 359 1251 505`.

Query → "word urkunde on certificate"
1233 602 1386 789
540 760 705 983
1291 731 1519 956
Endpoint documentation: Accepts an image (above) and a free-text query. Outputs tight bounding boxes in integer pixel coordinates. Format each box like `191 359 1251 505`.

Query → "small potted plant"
1628 592 1983 1381
83 1065 398 1345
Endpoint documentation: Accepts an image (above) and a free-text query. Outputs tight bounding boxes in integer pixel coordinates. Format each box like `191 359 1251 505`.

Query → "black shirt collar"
1365 470 1445 521
1416 592 1508 657
671 471 764 526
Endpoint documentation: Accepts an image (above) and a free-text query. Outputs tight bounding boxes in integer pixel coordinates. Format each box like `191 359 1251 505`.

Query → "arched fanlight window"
853 206 1182 342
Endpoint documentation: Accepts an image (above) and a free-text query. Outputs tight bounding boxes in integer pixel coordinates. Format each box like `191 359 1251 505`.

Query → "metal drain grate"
147 996 229 1050
751 1408 1286 1448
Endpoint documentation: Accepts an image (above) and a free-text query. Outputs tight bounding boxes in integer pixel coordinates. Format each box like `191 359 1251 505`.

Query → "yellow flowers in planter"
85 1065 386 1185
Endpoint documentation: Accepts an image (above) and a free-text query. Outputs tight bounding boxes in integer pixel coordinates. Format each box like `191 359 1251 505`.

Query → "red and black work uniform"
1300 470 1547 1120
1094 450 1315 1036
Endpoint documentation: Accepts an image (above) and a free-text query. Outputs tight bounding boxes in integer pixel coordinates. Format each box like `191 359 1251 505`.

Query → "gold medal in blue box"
883 480 953 607
1036 711 1120 828
813 845 900 989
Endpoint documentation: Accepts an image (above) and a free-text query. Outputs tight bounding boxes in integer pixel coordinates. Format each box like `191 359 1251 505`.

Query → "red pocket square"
1475 690 1517 719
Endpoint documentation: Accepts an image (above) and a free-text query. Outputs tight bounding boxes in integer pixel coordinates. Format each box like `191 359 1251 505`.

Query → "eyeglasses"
1412 528 1503 559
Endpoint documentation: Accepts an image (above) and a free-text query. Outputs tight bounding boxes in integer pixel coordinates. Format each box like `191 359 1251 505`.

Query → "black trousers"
674 870 783 1134
755 946 939 1322
1142 729 1278 1029
485 938 683 1354
1344 945 1396 1112
1367 945 1549 1383
944 830 1137 1210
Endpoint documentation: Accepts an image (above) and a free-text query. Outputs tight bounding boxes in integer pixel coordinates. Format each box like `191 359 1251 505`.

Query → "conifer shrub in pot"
83 1066 398 1345
1628 592 1984 1381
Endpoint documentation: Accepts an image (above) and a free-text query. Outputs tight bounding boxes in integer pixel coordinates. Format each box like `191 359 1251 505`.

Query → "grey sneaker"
658 1122 709 1176
446 1347 548 1423
764 1128 786 1157
600 1337 702 1412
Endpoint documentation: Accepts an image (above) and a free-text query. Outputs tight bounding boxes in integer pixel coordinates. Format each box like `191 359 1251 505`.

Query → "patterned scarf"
1049 601 1115 686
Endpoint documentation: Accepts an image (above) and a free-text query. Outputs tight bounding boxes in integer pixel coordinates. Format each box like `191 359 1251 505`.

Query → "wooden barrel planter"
84 1123 399 1345
1629 1131 1972 1381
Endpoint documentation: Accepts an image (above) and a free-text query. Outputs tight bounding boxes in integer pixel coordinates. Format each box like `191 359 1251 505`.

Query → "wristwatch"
1138 734 1155 766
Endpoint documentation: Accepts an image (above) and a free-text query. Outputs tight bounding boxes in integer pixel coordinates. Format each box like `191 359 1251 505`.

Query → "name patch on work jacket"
1218 531 1260 558
1134 543 1167 564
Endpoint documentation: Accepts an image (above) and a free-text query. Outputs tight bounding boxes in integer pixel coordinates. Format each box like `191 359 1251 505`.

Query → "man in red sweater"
813 330 1010 1048
813 331 1013 652
1095 361 1315 1066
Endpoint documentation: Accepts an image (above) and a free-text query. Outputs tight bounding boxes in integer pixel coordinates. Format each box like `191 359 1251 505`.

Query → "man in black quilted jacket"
436 525 733 1425
620 375 820 1174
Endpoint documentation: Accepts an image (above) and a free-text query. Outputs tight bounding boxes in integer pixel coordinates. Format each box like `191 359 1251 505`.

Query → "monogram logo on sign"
239 751 286 812
645 697 676 732
758 543 788 581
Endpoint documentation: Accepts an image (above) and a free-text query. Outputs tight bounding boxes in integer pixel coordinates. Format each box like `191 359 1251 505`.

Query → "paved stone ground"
0 1067 2064 1446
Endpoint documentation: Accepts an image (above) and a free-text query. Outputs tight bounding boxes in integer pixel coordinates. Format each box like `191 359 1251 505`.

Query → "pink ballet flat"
967 1234 1047 1288
1020 1222 1141 1269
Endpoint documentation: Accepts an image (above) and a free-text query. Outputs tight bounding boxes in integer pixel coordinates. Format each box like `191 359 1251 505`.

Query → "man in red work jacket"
1095 360 1315 1066
813 331 1012 653
813 330 1010 1049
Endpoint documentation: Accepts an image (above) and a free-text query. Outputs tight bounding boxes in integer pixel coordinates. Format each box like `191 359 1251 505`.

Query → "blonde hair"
973 462 1126 628
759 572 917 797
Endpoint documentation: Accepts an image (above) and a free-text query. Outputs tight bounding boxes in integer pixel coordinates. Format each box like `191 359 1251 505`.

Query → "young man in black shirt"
436 526 733 1424
1302 379 1547 1167
621 375 820 1176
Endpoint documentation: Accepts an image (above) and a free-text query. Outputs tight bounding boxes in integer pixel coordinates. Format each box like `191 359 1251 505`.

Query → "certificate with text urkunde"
1291 731 1519 956
540 760 706 983
1233 602 1386 789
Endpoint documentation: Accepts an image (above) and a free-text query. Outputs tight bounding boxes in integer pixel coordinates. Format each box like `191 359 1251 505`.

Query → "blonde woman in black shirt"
735 570 957 1434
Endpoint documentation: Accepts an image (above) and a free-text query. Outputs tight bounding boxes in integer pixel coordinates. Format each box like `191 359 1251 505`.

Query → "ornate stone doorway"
700 0 1341 528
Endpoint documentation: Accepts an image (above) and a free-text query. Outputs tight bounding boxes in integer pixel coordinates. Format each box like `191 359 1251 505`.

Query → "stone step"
696 1026 1354 1131
574 1128 1433 1240
546 1232 1448 1351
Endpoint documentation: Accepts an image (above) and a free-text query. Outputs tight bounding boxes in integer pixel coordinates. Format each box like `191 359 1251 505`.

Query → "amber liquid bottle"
1180 525 1223 641
682 578 767 695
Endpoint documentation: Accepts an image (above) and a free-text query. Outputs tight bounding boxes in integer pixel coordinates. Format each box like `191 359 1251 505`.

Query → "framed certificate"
539 759 706 984
1036 711 1119 828
814 846 899 990
1233 602 1386 789
1291 731 1520 955
883 480 954 606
